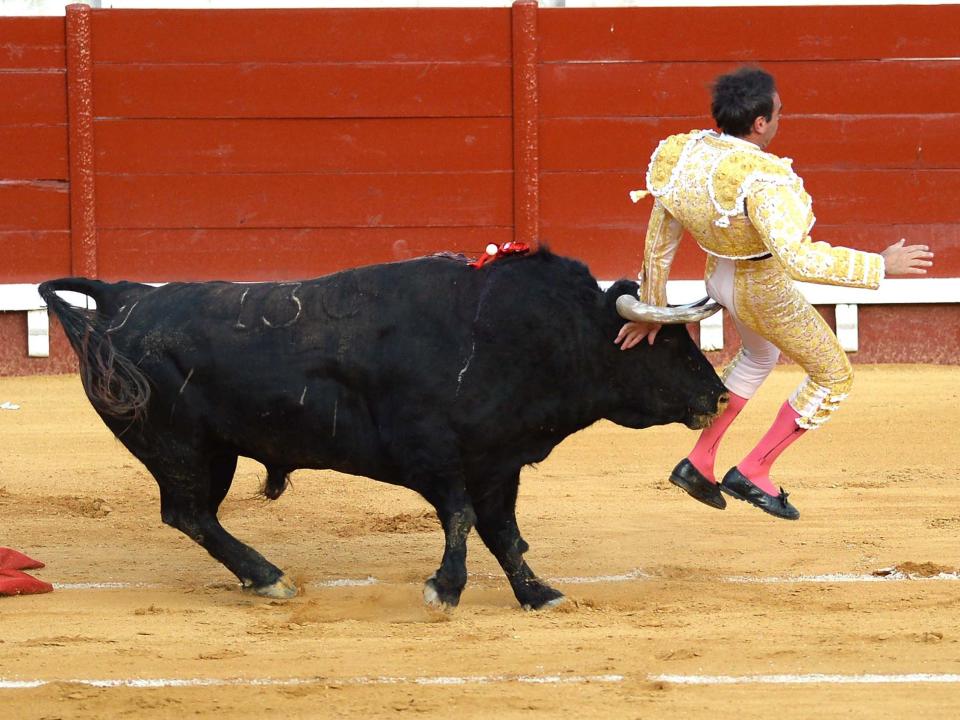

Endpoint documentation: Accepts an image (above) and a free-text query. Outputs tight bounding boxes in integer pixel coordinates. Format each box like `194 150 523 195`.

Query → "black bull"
40 250 726 610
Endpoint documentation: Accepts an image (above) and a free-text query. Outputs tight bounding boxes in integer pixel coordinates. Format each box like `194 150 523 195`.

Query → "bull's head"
603 281 727 431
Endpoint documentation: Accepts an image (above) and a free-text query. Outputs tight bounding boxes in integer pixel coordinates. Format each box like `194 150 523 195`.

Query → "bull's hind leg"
420 482 476 609
208 452 238 514
472 479 564 610
145 451 297 599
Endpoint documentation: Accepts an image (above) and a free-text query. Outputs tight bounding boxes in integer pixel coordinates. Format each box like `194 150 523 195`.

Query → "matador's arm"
640 199 684 305
747 182 885 289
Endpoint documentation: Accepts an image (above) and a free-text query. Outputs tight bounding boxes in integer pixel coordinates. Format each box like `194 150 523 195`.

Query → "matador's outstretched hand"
881 239 935 275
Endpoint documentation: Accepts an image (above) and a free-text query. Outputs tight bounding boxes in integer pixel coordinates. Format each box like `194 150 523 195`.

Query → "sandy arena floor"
1 365 959 719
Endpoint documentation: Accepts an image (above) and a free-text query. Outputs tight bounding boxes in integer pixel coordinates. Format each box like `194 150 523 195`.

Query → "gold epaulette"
711 150 807 227
645 131 709 196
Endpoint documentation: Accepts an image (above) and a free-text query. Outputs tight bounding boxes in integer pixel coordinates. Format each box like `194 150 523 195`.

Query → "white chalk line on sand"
549 568 652 584
313 576 378 588
52 577 379 591
53 582 159 590
727 571 960 584
0 674 624 690
51 569 960 591
651 673 960 685
6 672 960 690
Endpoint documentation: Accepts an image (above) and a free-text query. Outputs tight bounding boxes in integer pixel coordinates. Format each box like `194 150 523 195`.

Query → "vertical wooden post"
66 2 98 278
512 0 539 248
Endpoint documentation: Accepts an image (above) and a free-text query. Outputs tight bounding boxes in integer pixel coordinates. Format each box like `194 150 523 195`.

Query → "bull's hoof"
244 574 299 599
517 581 565 611
526 595 567 611
423 575 461 610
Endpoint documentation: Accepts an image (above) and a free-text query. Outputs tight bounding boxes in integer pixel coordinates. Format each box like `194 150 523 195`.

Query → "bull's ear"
603 279 639 318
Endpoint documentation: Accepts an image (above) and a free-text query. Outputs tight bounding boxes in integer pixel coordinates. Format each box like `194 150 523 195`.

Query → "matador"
616 67 933 520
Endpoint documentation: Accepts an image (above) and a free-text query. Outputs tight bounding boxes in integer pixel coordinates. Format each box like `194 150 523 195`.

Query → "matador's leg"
732 257 854 430
670 258 779 510
719 258 852 520
670 259 735 508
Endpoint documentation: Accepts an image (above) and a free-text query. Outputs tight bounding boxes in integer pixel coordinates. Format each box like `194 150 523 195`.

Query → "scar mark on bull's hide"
106 301 139 334
456 341 476 396
456 280 494 397
262 283 303 329
178 369 194 396
332 397 339 438
235 289 250 329
299 386 307 406
169 369 194 421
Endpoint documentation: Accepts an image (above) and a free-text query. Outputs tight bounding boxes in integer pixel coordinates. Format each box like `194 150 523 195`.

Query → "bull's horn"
616 294 722 324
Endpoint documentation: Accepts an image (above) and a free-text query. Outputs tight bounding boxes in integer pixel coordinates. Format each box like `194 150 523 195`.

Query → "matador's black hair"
711 67 776 138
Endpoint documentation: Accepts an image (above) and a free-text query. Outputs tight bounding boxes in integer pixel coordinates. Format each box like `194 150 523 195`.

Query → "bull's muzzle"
686 391 730 430
616 294 722 325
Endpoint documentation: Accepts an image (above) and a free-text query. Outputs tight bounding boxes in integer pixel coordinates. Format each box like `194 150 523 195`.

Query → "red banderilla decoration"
469 242 531 269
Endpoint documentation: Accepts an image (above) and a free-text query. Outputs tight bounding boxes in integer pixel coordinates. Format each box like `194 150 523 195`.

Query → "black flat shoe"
720 467 800 520
669 459 726 510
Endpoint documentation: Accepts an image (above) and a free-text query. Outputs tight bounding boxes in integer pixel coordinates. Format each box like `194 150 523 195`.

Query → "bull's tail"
38 278 151 424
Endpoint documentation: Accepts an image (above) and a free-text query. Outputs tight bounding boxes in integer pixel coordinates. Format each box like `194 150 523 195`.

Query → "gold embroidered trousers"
706 255 853 430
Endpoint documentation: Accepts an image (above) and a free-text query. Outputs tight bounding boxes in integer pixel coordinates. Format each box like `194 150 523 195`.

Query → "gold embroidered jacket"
639 130 885 306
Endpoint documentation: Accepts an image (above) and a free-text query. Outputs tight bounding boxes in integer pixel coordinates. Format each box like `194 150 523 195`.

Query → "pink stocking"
687 391 748 483
737 400 806 495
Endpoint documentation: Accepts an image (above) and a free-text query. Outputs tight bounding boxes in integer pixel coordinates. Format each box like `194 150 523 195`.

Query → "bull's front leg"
421 482 476 609
472 483 564 610
388 419 477 609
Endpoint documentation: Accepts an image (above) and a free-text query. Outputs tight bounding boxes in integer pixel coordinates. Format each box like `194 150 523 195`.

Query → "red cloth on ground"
0 547 45 571
0 568 53 596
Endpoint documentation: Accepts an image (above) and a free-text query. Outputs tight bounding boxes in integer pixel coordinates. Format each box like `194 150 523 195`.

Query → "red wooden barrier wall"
89 7 515 281
0 17 70 280
1 3 958 374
